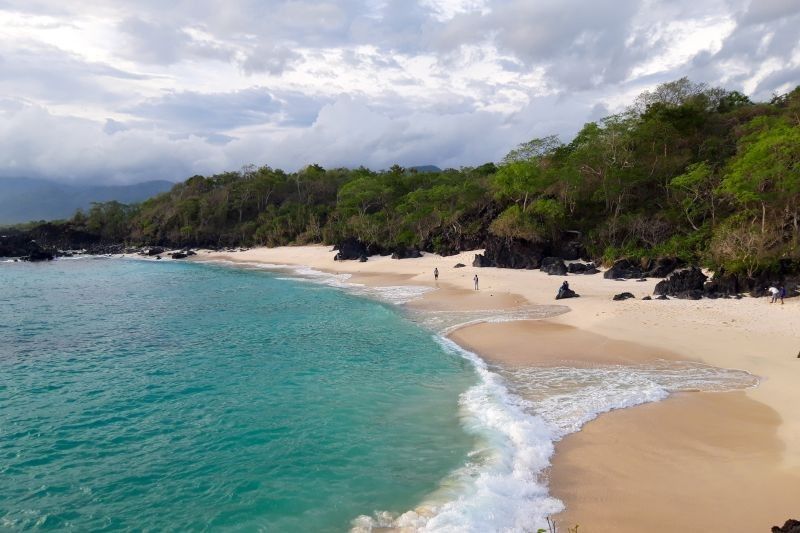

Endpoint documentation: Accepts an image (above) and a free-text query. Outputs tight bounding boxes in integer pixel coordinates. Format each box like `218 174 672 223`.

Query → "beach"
196 245 800 531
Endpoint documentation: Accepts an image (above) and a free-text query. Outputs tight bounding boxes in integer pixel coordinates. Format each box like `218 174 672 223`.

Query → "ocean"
0 257 757 531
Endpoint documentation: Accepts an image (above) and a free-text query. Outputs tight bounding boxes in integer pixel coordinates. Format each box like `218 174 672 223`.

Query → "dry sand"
195 246 800 531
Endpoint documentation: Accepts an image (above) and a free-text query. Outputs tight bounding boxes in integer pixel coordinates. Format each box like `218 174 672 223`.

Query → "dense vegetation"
6 79 800 277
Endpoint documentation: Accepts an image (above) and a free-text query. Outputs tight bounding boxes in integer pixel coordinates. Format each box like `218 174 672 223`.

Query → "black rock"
334 237 368 261
474 236 547 269
555 288 579 300
358 255 368 262
636 278 647 282
603 259 643 280
391 247 422 259
642 296 652 300
147 247 165 256
454 263 466 268
540 257 568 276
24 249 55 262
171 252 188 259
772 519 800 533
703 271 741 297
656 294 669 300
551 231 587 261
613 292 636 301
567 262 597 274
642 257 685 278
654 267 708 298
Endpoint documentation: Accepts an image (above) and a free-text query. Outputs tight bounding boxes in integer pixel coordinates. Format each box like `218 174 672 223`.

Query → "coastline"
192 245 800 530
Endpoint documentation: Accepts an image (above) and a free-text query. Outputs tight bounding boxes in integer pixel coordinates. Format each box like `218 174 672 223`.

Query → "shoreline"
191 245 800 531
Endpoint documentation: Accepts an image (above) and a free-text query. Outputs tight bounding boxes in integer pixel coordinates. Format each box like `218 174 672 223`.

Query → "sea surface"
0 257 759 532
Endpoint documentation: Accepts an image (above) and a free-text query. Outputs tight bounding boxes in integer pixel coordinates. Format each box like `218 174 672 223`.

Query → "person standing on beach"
473 274 479 290
769 286 779 303
779 286 786 304
434 268 439 281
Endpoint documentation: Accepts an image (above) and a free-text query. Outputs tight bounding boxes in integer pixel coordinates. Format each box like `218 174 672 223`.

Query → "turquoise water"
0 259 478 531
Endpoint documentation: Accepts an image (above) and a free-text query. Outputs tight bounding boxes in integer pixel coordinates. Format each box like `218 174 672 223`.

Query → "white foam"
353 340 758 532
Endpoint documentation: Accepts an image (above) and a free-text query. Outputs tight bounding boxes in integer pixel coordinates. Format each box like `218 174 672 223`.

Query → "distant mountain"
409 165 442 173
0 178 174 225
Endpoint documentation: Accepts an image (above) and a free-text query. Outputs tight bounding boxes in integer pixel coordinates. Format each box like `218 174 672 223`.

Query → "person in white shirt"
768 286 779 303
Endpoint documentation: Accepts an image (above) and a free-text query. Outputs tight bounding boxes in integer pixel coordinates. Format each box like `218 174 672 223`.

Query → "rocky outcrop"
642 257 685 278
146 247 165 256
24 248 55 262
473 236 548 269
454 263 466 268
391 247 422 259
334 238 368 261
540 257 568 276
653 268 708 299
0 232 56 260
604 257 685 279
568 262 598 274
551 231 588 261
603 259 643 280
772 519 800 533
613 292 635 301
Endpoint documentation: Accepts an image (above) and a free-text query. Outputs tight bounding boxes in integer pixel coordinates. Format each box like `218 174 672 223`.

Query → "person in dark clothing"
779 286 786 304
558 280 569 299
434 268 439 281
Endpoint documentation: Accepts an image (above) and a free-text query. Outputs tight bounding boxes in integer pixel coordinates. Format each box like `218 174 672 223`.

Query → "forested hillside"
5 79 800 279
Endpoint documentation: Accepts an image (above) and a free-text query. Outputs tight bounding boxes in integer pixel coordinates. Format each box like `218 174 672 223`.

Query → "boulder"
147 247 165 256
334 237 368 261
358 255 368 262
642 257 685 278
540 257 568 276
473 236 547 269
454 263 466 268
24 248 55 262
642 296 652 301
391 246 422 259
654 267 708 298
555 288 579 300
171 252 188 259
551 231 587 261
568 262 597 274
613 292 635 301
772 519 800 533
603 259 643 280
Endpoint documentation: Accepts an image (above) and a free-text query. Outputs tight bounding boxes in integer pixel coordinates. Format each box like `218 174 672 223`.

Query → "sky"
0 0 798 184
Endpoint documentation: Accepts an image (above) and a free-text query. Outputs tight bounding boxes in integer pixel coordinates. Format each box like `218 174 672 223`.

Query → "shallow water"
1 258 759 532
0 259 477 531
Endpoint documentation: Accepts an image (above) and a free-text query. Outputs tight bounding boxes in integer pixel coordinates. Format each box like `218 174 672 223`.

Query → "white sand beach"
195 245 800 531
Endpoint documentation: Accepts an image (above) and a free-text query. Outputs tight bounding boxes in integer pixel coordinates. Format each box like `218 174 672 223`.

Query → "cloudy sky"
1 0 798 184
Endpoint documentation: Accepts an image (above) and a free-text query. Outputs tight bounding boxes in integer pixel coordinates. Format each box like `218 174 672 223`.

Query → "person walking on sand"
780 286 786 304
768 286 779 303
434 267 439 281
473 274 479 290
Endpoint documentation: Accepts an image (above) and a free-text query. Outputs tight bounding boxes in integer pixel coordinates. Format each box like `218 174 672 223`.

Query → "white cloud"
0 0 798 184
